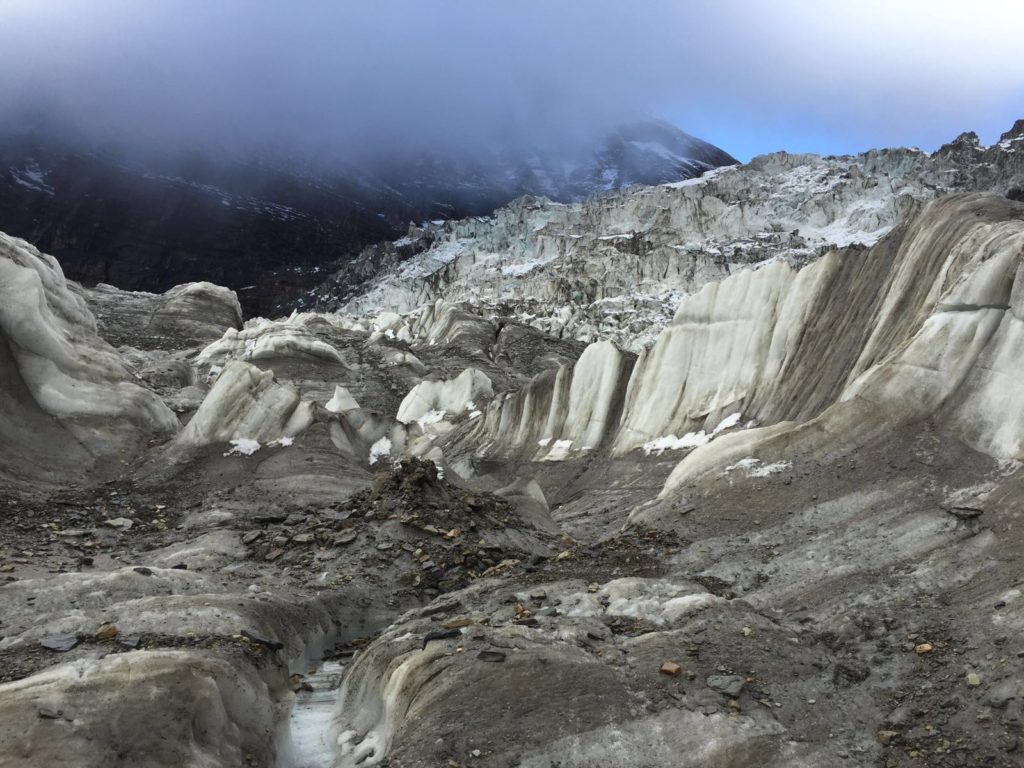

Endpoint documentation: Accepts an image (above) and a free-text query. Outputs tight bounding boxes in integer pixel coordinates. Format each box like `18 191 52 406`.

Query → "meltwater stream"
279 660 346 768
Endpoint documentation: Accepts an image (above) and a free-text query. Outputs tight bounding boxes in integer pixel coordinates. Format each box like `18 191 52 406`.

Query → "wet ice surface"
280 661 345 768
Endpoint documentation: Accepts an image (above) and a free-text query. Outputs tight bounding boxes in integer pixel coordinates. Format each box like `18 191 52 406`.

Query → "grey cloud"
0 0 1021 164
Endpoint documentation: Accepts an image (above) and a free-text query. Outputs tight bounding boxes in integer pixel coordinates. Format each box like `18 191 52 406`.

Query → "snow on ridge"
501 259 550 276
10 164 55 196
643 431 710 455
663 164 737 188
140 172 305 221
337 146 985 352
396 239 468 280
712 412 743 434
628 140 687 163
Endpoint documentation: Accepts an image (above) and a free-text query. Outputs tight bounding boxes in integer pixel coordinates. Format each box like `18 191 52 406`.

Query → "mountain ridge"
0 119 735 315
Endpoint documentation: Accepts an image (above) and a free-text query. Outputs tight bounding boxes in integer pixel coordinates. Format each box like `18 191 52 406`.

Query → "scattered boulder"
40 634 80 653
706 674 745 697
660 661 681 677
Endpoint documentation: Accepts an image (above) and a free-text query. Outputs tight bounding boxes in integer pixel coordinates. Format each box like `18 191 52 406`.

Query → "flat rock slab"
706 674 745 697
40 634 80 652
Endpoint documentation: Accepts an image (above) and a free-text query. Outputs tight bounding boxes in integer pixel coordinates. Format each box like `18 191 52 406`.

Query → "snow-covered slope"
322 123 1024 351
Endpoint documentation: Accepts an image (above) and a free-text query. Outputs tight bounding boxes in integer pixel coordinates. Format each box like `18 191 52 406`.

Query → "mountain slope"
0 121 735 315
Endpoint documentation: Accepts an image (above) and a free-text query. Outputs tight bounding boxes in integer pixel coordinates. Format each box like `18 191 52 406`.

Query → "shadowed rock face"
0 122 736 316
3 125 1024 768
0 137 407 317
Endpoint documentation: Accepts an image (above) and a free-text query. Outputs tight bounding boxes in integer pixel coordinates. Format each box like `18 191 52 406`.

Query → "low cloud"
1 0 1021 163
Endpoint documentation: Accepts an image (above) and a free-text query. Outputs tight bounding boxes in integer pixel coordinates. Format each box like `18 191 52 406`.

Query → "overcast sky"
1 0 1022 163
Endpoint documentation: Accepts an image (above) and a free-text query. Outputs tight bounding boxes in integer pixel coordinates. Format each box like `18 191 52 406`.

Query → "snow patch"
724 457 792 477
10 164 55 195
663 164 737 188
564 577 723 626
643 413 743 455
542 439 573 461
415 409 446 429
749 461 792 477
368 437 392 465
224 438 261 456
501 260 546 277
712 412 742 434
642 431 710 456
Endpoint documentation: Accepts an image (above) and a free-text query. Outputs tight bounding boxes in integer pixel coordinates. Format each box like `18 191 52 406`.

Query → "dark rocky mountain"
0 121 736 315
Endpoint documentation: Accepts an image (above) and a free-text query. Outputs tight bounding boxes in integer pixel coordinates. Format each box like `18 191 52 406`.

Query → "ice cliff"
0 233 178 483
455 194 1024 484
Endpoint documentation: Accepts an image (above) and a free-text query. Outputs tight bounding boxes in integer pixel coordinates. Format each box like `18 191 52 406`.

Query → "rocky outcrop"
84 280 242 351
329 571 834 768
0 233 178 485
0 650 277 768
